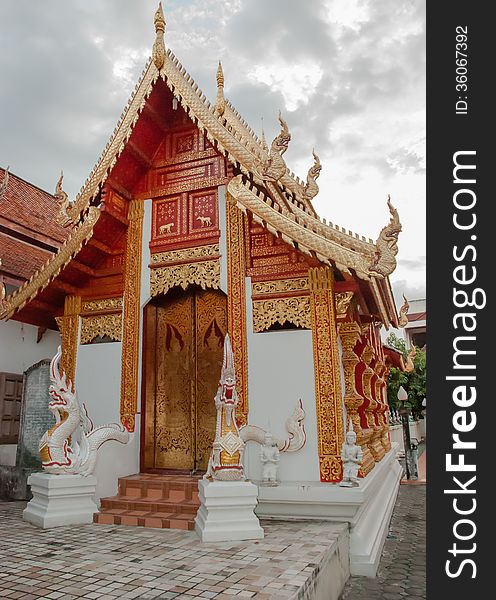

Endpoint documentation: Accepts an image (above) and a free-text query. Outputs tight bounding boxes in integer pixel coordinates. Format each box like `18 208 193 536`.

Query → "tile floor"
0 502 346 599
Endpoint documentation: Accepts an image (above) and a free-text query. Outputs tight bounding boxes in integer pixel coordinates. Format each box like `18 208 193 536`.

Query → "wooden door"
0 372 23 444
142 288 226 471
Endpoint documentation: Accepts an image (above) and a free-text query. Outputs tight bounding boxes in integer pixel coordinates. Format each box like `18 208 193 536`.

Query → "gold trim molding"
251 277 309 297
150 244 220 264
253 297 311 333
226 194 249 426
81 297 123 313
57 295 81 387
120 200 144 432
309 267 344 482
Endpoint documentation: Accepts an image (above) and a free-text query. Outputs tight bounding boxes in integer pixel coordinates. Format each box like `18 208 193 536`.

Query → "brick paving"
340 483 426 600
0 502 346 599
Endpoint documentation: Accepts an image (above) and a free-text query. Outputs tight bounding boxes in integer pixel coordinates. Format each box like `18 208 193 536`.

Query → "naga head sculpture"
308 150 322 181
273 111 291 154
215 333 239 425
49 345 77 413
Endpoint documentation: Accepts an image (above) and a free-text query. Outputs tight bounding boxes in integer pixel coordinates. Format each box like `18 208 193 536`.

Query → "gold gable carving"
150 244 221 297
252 297 311 333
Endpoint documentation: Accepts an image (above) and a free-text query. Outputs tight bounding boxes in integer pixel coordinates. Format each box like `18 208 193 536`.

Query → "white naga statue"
339 421 363 487
204 334 246 481
260 431 280 486
39 346 129 476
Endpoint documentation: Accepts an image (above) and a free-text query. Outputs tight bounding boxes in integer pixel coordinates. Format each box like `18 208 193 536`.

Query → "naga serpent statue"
240 399 306 453
260 111 291 182
39 346 129 476
303 150 322 203
368 195 402 278
204 334 246 481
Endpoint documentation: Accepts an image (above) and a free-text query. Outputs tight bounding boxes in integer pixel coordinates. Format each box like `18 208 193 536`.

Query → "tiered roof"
0 168 71 293
0 3 402 328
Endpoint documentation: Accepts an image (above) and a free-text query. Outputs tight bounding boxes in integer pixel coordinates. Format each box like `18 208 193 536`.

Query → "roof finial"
152 2 166 71
215 61 226 117
260 118 268 151
0 166 9 201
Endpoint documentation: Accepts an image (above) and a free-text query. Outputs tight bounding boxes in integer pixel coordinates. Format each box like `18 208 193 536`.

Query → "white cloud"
248 62 323 112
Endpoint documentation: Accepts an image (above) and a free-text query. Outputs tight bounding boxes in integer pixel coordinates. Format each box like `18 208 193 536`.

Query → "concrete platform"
256 444 403 577
1 501 350 599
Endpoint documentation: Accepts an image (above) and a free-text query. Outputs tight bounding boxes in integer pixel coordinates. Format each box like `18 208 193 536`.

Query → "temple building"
0 4 405 576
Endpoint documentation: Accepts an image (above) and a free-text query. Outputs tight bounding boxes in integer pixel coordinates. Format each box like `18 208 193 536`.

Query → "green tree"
386 333 426 419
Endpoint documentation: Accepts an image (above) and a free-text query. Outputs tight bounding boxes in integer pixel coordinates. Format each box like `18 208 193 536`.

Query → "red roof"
0 168 70 246
0 235 52 282
0 168 71 285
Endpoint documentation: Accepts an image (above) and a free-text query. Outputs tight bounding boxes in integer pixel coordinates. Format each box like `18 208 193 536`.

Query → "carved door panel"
143 289 226 471
154 294 195 469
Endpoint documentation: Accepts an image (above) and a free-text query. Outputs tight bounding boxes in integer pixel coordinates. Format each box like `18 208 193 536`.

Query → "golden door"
142 288 227 471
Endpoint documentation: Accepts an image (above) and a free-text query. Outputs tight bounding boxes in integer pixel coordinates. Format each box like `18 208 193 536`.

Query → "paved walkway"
340 483 426 599
0 502 346 599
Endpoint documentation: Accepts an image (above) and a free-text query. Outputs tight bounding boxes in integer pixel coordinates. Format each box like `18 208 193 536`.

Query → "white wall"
0 320 60 374
244 287 321 483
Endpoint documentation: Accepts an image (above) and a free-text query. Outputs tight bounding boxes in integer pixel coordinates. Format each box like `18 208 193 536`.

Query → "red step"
94 473 202 531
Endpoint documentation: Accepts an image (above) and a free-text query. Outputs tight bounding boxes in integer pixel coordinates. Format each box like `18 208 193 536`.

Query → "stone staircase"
93 473 201 530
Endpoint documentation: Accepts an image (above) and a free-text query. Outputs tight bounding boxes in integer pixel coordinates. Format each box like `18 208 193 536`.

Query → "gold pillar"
56 295 81 387
339 321 375 477
120 199 144 432
226 193 249 425
309 267 344 482
362 344 384 461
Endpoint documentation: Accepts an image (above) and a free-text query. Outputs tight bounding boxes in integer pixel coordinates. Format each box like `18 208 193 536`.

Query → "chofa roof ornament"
152 2 166 71
260 111 291 182
368 195 402 278
55 171 72 227
303 149 322 202
398 294 409 328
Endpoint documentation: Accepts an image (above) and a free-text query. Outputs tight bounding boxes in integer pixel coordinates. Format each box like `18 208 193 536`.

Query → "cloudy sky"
0 0 425 302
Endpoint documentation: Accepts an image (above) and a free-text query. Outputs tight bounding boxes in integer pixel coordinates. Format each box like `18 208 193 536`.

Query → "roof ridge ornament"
215 61 226 117
398 294 409 327
303 149 322 202
0 166 9 201
368 195 402 278
55 171 72 228
259 111 291 181
152 2 166 71
260 118 268 152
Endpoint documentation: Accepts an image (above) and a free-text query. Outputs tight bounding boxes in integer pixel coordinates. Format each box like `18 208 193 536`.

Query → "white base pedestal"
256 444 403 577
195 479 264 542
23 472 98 528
